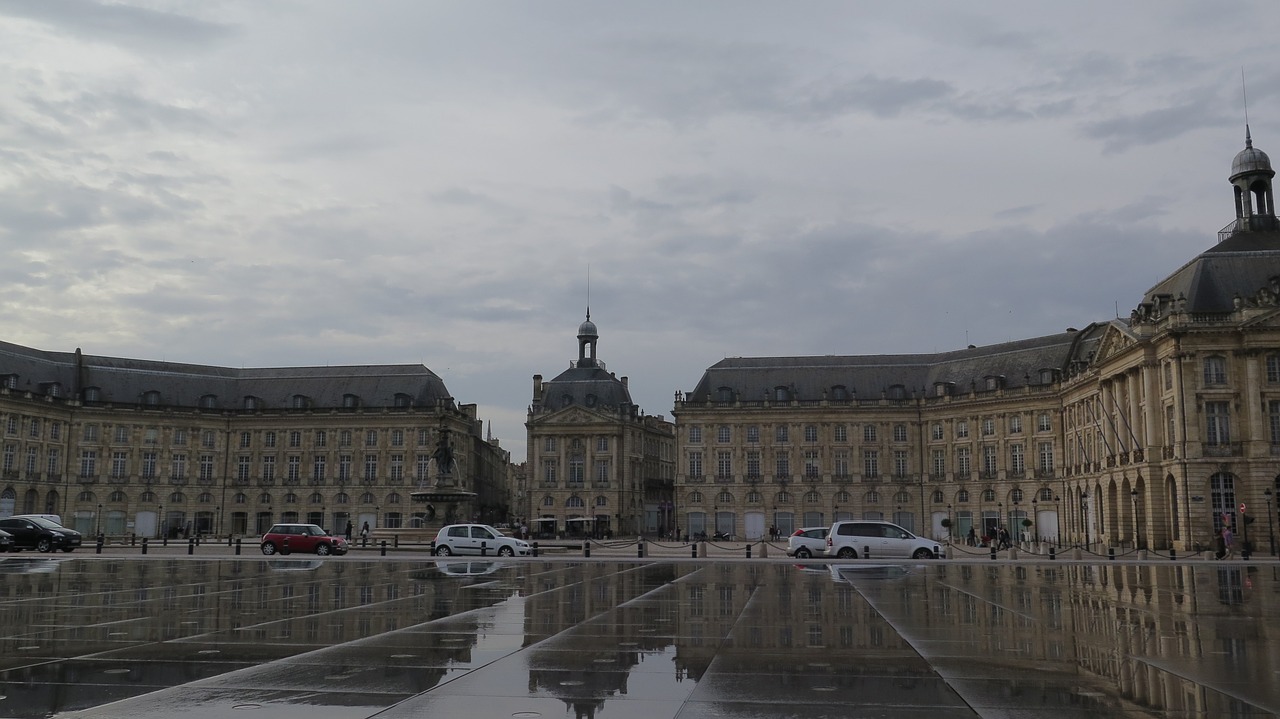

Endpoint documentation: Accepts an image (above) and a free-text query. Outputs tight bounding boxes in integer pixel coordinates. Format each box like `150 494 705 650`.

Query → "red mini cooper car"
260 523 349 556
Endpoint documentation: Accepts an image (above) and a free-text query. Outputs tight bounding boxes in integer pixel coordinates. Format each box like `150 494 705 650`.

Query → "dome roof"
1232 145 1273 180
577 317 597 338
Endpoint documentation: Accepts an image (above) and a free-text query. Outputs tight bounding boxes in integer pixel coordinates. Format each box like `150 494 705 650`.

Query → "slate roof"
1140 230 1280 314
0 340 453 410
540 364 634 412
687 327 1104 402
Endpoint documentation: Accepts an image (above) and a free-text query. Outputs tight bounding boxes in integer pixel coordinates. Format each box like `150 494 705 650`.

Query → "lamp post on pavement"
1265 489 1276 556
1081 493 1089 549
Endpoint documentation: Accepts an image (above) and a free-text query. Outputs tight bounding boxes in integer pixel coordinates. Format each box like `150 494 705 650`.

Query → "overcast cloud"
1 1 1277 460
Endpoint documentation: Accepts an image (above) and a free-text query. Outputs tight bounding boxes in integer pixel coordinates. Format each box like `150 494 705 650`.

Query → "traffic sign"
1240 502 1247 514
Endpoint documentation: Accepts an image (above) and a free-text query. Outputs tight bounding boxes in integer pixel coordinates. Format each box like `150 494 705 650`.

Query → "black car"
0 529 13 553
0 516 82 553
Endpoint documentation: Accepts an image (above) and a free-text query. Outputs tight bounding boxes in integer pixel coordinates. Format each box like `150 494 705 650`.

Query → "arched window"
233 493 247 504
109 490 126 503
542 495 554 507
956 489 970 503
170 492 185 503
893 491 910 504
865 490 880 504
775 491 792 503
595 495 608 507
257 492 270 503
1011 488 1024 503
834 490 850 503
283 493 298 504
746 491 762 503
387 492 401 504
1203 356 1227 385
309 492 323 504
932 490 944 503
803 490 822 503
78 491 95 502
1039 488 1053 501
199 492 214 504
982 489 996 502
359 492 376 504
566 496 585 508
142 390 162 406
688 491 703 504
199 394 218 409
716 491 734 504
334 492 349 504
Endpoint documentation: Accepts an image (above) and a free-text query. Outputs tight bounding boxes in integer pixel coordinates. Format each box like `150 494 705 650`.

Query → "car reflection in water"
0 557 60 574
432 559 507 578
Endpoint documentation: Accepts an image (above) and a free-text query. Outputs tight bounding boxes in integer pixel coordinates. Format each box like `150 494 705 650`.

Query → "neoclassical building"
675 131 1280 552
525 314 676 538
0 344 509 537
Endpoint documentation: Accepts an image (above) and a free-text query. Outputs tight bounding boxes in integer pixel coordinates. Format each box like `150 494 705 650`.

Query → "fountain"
409 425 475 524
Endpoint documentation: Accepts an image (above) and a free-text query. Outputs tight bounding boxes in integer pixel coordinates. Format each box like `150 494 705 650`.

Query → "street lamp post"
1031 498 1038 545
1130 489 1140 549
1053 495 1061 546
1081 493 1089 549
1266 490 1276 556
96 503 102 536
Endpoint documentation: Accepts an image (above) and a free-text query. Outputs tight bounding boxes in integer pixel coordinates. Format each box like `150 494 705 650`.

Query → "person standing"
361 521 370 543
345 520 353 541
1221 523 1236 559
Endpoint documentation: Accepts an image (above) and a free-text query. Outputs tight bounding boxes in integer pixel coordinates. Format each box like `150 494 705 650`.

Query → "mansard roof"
1140 230 1280 314
686 327 1103 402
540 363 634 413
0 340 453 409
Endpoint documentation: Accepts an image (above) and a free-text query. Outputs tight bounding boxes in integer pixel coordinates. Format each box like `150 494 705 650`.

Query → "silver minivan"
826 520 939 559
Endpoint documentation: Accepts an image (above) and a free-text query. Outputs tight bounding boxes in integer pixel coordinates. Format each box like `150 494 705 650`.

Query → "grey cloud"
0 0 236 53
1082 100 1228 153
24 89 215 137
804 75 954 119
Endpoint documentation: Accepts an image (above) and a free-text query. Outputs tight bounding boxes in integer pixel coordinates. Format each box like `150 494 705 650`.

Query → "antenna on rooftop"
1243 67 1253 146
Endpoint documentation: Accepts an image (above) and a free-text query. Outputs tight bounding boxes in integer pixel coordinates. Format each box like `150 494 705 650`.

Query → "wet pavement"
0 554 1276 718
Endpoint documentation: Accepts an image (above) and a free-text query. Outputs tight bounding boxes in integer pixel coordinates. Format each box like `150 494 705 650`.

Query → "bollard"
1009 546 1018 561
1170 547 1177 561
195 535 201 547
235 538 242 555
187 537 194 555
1108 546 1115 561
394 534 399 549
141 537 148 555
227 534 233 547
96 535 103 554
990 546 997 560
745 543 752 559
691 542 698 558
162 535 168 547
362 536 368 548
281 538 291 556
380 540 387 557
130 533 136 547
638 540 645 559
481 541 488 557
699 541 707 558
759 541 768 558
1049 546 1056 560
583 542 590 558
430 541 436 554
532 541 539 558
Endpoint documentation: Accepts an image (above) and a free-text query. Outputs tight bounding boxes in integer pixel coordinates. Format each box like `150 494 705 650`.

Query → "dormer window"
199 394 218 409
393 393 412 408
561 394 574 407
142 390 162 406
342 394 359 408
934 382 953 397
83 386 102 402
1037 369 1057 385
773 386 790 402
984 376 1004 391
40 382 62 397
2 374 17 390
716 387 734 403
830 385 850 401
887 385 906 400
243 396 259 411
291 394 310 409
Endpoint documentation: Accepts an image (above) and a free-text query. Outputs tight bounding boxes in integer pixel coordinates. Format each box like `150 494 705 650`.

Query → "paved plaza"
0 549 1276 718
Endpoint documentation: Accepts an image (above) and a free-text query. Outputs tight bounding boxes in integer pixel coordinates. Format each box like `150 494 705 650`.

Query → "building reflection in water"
0 557 1274 718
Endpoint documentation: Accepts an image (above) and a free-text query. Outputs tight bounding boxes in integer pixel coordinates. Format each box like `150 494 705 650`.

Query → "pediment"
1240 306 1280 329
1091 321 1140 365
535 405 611 426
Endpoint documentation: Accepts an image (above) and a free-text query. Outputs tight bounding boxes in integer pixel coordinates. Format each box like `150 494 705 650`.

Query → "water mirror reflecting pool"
0 557 1275 718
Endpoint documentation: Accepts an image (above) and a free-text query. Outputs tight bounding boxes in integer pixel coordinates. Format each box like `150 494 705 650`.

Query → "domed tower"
577 310 599 368
1229 126 1277 234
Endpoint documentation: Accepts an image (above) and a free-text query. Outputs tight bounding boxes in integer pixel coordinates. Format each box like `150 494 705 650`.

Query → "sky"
2 1 1279 462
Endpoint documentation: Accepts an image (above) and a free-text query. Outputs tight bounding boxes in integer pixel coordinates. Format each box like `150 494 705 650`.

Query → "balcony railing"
1203 443 1242 457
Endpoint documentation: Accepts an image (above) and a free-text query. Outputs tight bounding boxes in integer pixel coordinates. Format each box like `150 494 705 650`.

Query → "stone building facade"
0 345 509 537
525 315 676 539
675 132 1280 552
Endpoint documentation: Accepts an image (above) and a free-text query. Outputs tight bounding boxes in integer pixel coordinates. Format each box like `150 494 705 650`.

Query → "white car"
786 527 829 559
433 524 530 557
826 520 940 559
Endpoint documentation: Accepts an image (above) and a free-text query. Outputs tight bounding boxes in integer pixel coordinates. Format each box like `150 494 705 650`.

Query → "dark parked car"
0 529 13 553
0 516 82 553
260 523 349 556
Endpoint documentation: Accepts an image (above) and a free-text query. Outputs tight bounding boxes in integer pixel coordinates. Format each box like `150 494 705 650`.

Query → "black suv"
0 516 82 553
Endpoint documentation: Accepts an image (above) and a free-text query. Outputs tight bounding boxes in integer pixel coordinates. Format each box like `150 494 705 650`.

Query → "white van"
826 520 940 559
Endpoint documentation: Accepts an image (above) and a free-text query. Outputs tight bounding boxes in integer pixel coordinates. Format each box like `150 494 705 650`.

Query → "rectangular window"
718 426 731 443
390 454 404 481
1010 444 1025 475
1038 443 1054 472
1206 401 1231 445
746 426 760 443
114 425 129 443
1270 401 1280 445
79 450 97 478
173 429 187 446
776 426 789 443
833 450 849 477
931 424 944 441
689 426 702 443
142 452 157 478
364 454 378 480
775 451 790 477
804 450 819 478
415 454 429 480
893 450 908 477
201 430 216 448
748 450 762 477
1165 362 1175 389
144 428 158 445
596 459 610 483
339 455 352 481
50 421 61 441
863 424 877 442
1268 355 1280 383
46 448 59 476
171 453 187 479
982 445 997 475
1166 405 1176 444
25 446 37 474
28 418 39 438
199 455 215 481
955 421 969 439
893 424 908 443
981 418 995 436
265 431 277 448
417 428 429 446
287 456 301 481
1204 356 1227 385
956 447 971 475
688 451 703 477
1 444 13 472
316 430 328 448
1037 413 1052 432
340 431 352 447
391 429 404 447
804 425 818 443
237 455 251 481
863 450 879 478
289 431 301 448
84 424 99 442
931 450 946 476
313 456 327 481
111 451 128 478
569 457 584 486
262 455 276 481
833 425 847 442
543 459 557 484
597 436 609 451
543 436 557 452
1009 415 1022 434
717 451 732 479
365 430 377 446
240 432 251 448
